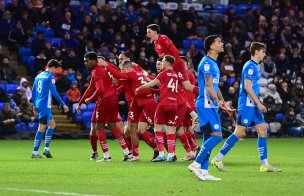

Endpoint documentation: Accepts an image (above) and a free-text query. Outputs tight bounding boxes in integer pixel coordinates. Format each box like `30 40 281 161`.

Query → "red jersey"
107 63 154 106
183 70 196 107
78 65 107 105
156 69 179 106
154 34 180 59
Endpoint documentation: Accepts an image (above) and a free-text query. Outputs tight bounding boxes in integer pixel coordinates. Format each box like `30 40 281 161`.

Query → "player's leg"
211 124 246 172
43 116 55 158
95 123 111 162
108 121 131 161
166 125 177 162
255 123 281 172
89 125 98 160
32 110 47 158
138 121 157 152
177 127 195 161
152 123 166 162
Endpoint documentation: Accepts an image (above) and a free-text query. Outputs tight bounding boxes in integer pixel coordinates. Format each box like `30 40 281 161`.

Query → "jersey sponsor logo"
243 119 248 124
204 62 210 71
214 124 219 130
248 68 254 75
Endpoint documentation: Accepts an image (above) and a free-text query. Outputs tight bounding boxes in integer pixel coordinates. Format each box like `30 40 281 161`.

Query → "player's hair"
47 59 61 68
84 51 98 61
120 52 131 59
163 55 175 66
97 56 105 60
250 42 266 56
204 35 220 51
157 57 163 62
180 56 188 64
121 60 133 68
147 24 160 34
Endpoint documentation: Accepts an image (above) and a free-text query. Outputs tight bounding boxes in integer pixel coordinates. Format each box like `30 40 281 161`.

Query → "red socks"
97 130 109 153
141 130 157 149
166 134 176 154
179 132 192 152
90 134 98 152
155 131 164 152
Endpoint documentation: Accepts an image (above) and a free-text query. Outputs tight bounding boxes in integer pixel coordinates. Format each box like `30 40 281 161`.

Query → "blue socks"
258 136 268 161
45 128 54 148
220 133 239 156
195 135 222 165
201 134 211 170
33 131 44 151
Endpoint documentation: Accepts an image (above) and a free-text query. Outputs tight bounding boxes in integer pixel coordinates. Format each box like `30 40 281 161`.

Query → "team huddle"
30 24 281 181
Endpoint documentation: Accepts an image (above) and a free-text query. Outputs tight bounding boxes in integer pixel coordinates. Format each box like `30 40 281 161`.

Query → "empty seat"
19 47 32 56
190 3 203 11
6 84 19 94
157 2 166 9
87 103 95 111
28 122 39 132
15 123 27 133
166 2 178 10
0 102 4 110
82 111 93 122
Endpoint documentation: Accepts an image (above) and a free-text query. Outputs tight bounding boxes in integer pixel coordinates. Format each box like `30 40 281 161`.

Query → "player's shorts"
37 107 53 125
176 103 187 127
236 106 265 127
155 104 177 126
92 94 121 123
128 100 142 123
173 58 189 83
196 107 221 133
139 100 158 125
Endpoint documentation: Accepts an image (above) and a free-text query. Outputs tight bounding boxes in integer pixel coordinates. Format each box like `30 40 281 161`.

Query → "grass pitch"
0 138 303 196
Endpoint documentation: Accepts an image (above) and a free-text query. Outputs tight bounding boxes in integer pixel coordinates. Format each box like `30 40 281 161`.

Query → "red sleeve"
161 35 180 58
115 83 124 95
88 70 105 102
188 71 196 85
107 63 128 79
78 77 95 106
156 72 164 82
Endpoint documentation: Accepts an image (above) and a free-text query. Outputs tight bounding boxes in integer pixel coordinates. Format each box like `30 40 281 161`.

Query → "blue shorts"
237 106 265 127
196 107 221 133
37 108 53 125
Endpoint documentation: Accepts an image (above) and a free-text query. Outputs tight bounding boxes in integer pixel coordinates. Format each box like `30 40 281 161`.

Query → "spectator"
260 55 277 79
278 81 292 105
264 83 282 104
0 87 10 102
7 21 27 51
282 107 303 137
0 11 16 44
66 80 81 118
19 77 32 101
0 102 20 136
12 86 25 106
33 51 48 75
30 31 46 56
56 70 70 96
291 80 304 103
18 95 37 123
220 55 234 77
0 56 17 83
224 86 238 109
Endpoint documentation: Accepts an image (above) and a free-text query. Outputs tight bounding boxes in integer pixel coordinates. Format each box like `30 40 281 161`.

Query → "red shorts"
176 103 187 127
92 94 122 123
128 100 143 123
139 100 158 125
173 58 189 83
155 105 177 126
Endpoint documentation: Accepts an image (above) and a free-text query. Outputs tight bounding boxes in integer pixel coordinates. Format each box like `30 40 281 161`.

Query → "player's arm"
136 78 160 93
49 76 69 113
31 82 37 107
106 63 129 79
205 76 226 111
217 88 234 111
87 71 105 102
244 79 267 113
78 77 95 106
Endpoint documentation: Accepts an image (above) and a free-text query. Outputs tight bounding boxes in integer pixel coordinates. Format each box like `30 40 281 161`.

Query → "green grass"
0 138 303 196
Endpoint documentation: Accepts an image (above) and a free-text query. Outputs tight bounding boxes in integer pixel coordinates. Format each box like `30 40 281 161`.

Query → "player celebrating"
31 59 69 158
146 24 199 95
77 52 130 162
136 55 179 162
211 42 281 173
188 35 232 181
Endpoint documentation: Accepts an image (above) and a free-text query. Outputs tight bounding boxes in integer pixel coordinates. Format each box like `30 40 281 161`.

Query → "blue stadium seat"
214 4 227 13
191 39 203 50
34 24 46 33
44 28 55 38
183 39 192 50
87 103 95 111
50 38 62 48
22 55 29 65
82 111 93 122
250 4 263 10
28 122 39 132
6 84 19 94
0 84 5 91
15 123 27 133
85 121 91 130
74 113 83 121
0 102 4 110
275 113 284 122
19 47 32 56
